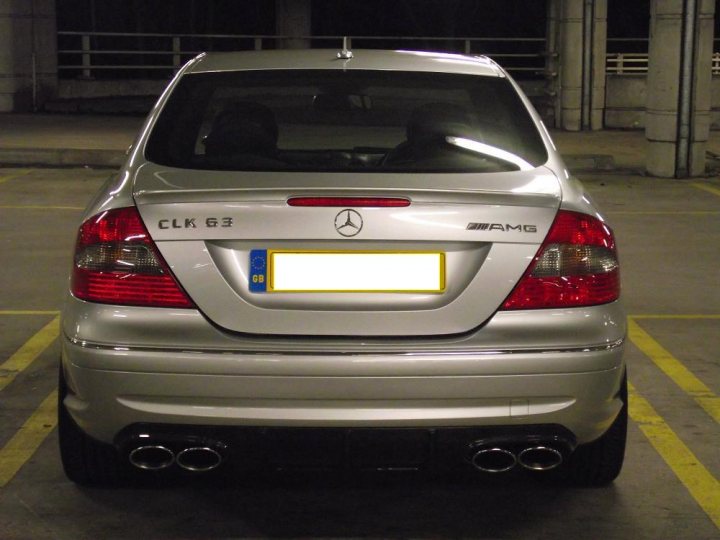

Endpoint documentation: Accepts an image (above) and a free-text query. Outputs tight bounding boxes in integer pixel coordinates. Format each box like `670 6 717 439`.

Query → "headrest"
204 102 278 157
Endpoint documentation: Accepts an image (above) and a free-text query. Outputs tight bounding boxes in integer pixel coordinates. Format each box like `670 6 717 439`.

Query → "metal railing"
606 37 720 74
57 31 548 78
55 31 720 80
607 52 720 75
606 53 651 74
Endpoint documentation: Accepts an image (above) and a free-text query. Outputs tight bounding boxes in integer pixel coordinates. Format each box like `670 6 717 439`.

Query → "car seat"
203 101 279 161
383 102 474 165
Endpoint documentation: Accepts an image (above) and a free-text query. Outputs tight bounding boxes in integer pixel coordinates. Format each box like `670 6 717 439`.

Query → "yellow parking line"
0 205 84 211
692 182 720 197
0 170 31 185
0 316 59 392
628 318 720 423
628 382 720 529
0 390 57 488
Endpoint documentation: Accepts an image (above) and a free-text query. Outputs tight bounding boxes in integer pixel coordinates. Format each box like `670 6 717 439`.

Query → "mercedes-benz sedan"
59 49 626 486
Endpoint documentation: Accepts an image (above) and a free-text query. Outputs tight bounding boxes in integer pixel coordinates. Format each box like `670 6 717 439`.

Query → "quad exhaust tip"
127 441 225 472
517 446 564 471
125 437 563 474
470 447 518 473
470 443 566 473
175 446 223 472
128 445 175 470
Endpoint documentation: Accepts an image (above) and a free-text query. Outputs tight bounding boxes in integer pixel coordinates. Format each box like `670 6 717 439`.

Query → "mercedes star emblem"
334 209 363 237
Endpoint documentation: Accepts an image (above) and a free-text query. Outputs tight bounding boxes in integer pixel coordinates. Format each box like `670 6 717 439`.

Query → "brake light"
71 207 194 308
501 210 619 309
287 197 410 207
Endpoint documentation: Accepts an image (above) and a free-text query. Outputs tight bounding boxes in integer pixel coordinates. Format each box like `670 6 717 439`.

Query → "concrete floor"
0 168 718 539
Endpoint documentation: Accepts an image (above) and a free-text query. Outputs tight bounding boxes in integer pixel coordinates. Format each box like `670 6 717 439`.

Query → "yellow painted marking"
0 170 31 185
630 314 720 320
628 318 720 423
692 182 720 197
0 310 60 316
628 382 720 529
0 317 59 392
0 390 58 488
0 205 83 211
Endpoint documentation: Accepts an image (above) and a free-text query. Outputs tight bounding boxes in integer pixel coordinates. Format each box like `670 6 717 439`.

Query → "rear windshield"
145 69 548 173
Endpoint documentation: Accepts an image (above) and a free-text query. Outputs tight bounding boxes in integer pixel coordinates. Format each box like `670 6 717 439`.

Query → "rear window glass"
145 69 548 173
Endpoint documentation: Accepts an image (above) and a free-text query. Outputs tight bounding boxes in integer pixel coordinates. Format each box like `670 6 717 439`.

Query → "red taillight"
501 210 620 310
71 207 195 308
287 197 410 207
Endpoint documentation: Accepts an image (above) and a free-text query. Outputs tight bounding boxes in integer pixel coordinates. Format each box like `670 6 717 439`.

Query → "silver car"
59 49 626 486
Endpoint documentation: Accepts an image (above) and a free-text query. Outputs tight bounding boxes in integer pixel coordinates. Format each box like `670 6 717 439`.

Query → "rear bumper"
61 336 625 446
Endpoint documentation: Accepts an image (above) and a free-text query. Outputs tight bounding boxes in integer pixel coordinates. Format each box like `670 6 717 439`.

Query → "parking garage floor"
0 164 718 539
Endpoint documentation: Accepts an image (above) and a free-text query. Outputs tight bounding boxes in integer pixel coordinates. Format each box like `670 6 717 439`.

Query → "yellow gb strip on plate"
269 251 445 293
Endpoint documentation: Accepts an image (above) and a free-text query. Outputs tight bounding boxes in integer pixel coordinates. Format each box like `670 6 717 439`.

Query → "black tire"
560 371 628 487
58 365 123 486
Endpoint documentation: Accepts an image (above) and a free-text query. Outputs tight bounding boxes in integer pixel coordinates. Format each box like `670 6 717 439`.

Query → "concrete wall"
0 0 57 112
57 80 168 99
605 74 720 129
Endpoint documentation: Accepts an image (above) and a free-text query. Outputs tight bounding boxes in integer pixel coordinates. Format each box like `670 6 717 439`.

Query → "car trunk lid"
134 164 561 336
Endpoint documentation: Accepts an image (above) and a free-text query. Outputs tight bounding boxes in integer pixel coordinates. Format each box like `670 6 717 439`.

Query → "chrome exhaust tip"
470 447 517 473
128 445 175 470
517 446 564 471
176 446 223 472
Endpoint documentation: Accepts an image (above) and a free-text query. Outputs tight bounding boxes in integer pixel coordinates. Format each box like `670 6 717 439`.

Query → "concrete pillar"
545 0 561 128
557 0 607 131
590 1 607 130
275 0 311 50
0 0 57 112
646 0 715 177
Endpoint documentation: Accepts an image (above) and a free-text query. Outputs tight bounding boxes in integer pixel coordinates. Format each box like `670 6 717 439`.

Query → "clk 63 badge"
158 217 234 229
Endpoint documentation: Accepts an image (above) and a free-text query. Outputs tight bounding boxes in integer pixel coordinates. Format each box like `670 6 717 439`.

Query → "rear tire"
58 365 123 486
560 371 627 487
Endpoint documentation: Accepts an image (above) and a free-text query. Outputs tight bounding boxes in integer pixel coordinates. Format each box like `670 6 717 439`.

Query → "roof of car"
185 49 505 78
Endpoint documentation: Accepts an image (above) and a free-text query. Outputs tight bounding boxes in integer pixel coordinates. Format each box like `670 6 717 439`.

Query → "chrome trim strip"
65 334 624 357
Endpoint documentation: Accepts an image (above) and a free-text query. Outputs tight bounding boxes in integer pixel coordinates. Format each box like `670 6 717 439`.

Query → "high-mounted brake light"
501 210 619 309
71 207 194 308
288 197 410 207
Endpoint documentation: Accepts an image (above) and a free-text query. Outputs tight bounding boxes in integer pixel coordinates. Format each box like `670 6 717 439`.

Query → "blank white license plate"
269 251 445 293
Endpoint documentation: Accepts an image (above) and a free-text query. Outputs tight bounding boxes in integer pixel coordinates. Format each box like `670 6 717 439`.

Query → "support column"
646 0 715 177
0 0 57 112
557 0 607 131
545 0 561 128
590 1 607 129
275 0 311 50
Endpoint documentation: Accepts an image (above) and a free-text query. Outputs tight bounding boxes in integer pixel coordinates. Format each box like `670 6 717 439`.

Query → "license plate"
248 250 445 293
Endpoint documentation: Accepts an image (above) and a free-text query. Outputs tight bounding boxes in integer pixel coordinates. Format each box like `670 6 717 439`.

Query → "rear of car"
59 50 626 486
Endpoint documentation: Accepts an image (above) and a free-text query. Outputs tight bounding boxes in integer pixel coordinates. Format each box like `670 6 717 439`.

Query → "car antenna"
337 36 353 60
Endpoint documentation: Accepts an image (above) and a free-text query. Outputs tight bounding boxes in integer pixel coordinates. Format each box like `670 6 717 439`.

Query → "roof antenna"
337 36 353 60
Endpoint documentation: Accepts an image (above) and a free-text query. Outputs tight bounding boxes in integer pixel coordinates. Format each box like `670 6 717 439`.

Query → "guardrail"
606 53 651 74
56 31 548 78
56 32 720 79
607 52 720 74
606 37 720 75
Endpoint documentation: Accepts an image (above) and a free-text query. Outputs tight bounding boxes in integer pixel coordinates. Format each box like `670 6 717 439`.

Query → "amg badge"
467 223 537 233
